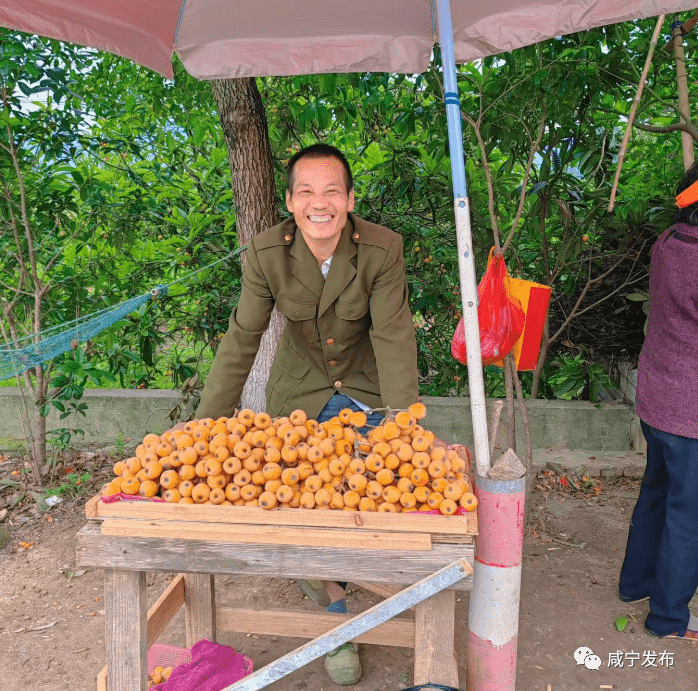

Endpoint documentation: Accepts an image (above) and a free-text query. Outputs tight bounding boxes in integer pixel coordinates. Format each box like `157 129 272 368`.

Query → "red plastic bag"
451 251 525 366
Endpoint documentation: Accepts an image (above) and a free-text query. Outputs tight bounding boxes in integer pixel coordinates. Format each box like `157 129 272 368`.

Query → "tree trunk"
33 384 47 481
210 78 285 412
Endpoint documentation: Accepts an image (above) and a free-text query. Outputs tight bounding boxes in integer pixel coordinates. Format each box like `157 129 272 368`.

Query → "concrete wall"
0 389 190 450
423 397 633 452
0 388 634 453
611 362 646 454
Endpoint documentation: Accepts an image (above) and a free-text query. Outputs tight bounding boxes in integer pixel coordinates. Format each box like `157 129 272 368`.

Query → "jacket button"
334 380 342 388
329 360 337 367
353 233 360 240
285 234 292 241
326 338 335 346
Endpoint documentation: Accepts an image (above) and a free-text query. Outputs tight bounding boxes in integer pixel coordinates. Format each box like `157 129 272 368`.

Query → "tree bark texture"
210 78 285 412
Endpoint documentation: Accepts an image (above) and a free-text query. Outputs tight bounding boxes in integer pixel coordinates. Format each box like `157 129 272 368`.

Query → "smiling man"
197 142 418 427
196 143 419 685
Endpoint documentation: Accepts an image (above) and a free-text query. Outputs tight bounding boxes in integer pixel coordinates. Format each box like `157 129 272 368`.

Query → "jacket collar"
289 224 324 299
318 217 358 318
287 216 359 312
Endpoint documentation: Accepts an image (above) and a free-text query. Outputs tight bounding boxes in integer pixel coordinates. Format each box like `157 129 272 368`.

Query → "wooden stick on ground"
608 14 666 212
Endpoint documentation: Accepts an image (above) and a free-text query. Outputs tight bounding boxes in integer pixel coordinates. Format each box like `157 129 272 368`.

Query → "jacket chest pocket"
277 295 318 342
333 294 370 339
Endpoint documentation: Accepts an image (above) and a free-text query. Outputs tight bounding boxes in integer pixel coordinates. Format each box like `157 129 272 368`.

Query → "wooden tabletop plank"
100 519 432 551
89 498 476 537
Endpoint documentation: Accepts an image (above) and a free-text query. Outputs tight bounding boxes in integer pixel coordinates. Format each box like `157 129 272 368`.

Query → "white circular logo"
574 646 594 665
584 654 601 670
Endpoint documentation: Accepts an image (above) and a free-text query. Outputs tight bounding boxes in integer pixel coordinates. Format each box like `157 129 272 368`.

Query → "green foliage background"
1 15 692 407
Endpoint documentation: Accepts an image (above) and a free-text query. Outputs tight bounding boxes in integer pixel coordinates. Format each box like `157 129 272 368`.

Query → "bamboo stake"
608 14 666 212
510 358 534 528
503 353 516 453
488 399 504 457
672 20 695 169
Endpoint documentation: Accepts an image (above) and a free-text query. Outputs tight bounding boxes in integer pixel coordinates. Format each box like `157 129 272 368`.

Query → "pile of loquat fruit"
103 402 477 515
148 666 173 688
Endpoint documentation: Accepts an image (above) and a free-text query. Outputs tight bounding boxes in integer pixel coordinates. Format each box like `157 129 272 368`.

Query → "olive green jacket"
196 213 419 420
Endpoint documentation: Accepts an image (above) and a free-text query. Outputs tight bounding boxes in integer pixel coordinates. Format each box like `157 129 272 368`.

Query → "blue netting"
0 286 167 381
0 245 245 382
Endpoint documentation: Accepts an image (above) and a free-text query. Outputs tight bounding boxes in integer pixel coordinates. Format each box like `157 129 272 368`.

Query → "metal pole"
468 475 526 691
434 0 491 478
221 559 472 691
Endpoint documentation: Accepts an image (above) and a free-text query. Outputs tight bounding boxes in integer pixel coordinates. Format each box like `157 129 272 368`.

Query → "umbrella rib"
173 0 190 46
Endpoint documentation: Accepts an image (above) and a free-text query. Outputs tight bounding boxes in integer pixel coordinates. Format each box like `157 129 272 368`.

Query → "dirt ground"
1 459 696 691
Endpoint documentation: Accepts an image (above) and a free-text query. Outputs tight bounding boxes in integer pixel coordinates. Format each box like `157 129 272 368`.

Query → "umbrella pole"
434 4 522 691
433 0 490 479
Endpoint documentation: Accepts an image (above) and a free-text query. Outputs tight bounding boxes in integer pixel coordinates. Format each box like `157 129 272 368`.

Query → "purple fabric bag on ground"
152 639 249 691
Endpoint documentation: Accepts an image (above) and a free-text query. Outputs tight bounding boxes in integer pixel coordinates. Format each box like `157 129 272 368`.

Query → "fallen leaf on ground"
615 616 629 632
19 541 33 549
61 569 87 579
30 621 56 631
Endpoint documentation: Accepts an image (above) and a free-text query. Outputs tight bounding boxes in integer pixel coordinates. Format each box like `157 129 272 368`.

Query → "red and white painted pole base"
467 473 525 691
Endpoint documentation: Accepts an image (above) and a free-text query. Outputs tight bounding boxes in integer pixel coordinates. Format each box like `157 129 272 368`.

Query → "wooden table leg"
414 589 458 688
185 573 216 646
105 569 147 691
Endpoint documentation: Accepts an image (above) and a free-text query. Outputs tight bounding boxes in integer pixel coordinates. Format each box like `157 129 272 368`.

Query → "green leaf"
615 616 629 632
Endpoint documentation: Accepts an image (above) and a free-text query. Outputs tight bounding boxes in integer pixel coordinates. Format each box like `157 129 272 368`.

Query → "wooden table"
77 497 476 691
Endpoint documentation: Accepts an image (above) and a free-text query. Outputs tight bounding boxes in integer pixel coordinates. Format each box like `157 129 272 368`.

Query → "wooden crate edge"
88 495 475 537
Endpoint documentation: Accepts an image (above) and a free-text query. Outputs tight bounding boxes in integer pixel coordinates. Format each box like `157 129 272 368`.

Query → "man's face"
286 156 355 246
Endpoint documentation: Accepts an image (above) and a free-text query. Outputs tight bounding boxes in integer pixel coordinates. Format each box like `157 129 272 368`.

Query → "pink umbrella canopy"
1 0 697 79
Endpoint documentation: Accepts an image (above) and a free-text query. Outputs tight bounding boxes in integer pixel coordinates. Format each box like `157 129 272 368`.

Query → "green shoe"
298 579 331 607
325 642 362 685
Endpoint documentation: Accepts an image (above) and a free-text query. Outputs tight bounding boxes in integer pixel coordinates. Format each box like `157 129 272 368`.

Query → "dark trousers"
316 392 383 435
619 421 698 636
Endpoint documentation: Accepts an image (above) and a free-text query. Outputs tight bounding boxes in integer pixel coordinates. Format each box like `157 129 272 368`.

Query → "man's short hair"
286 144 353 195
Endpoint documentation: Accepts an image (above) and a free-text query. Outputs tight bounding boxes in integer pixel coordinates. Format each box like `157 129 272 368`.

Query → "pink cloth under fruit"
152 639 249 691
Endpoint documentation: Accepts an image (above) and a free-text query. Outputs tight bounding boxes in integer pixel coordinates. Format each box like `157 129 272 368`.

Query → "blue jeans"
316 392 383 436
619 421 698 636
317 393 383 592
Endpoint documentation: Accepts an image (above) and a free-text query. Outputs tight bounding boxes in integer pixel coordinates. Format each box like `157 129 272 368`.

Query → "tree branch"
501 105 547 255
461 112 500 243
548 242 648 345
633 119 698 141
